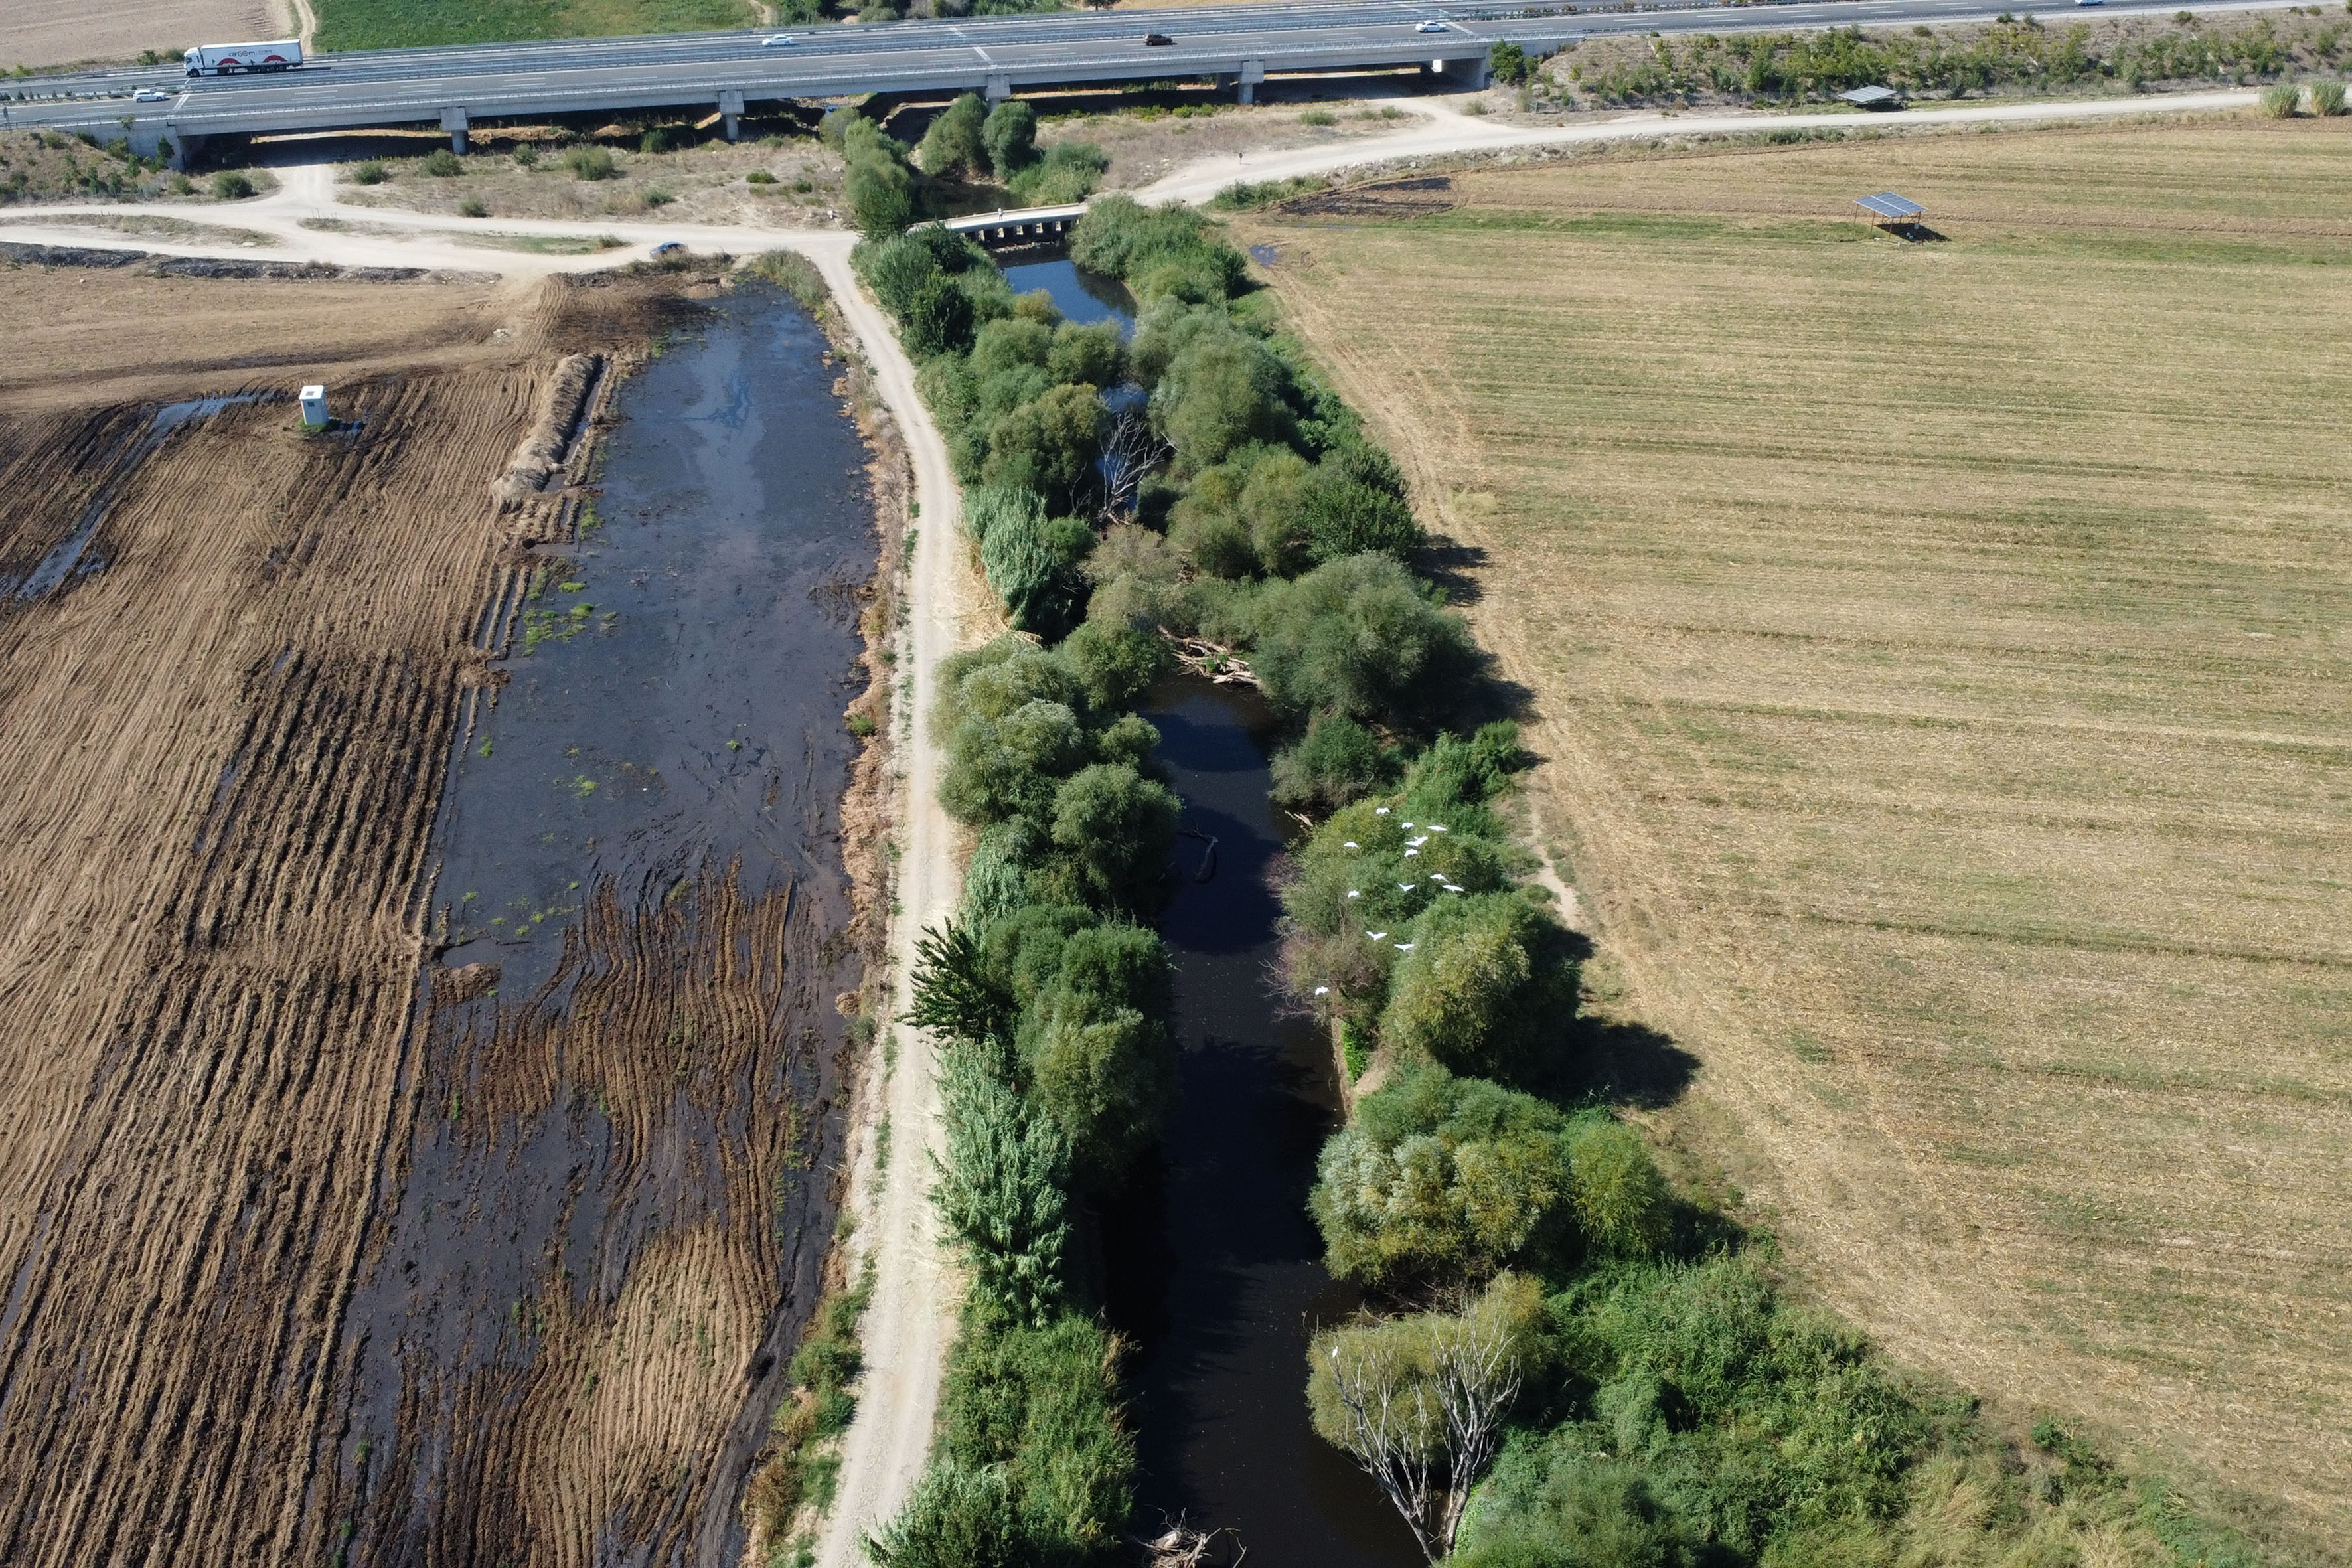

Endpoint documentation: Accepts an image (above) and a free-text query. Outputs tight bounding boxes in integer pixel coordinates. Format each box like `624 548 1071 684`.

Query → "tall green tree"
919 92 990 178
982 98 1038 178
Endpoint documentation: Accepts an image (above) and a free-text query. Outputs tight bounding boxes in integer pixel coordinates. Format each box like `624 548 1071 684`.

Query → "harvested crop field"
1241 116 2352 1548
0 266 874 1565
0 0 280 72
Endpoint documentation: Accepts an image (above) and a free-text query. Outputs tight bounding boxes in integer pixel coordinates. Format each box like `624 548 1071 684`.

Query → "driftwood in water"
1129 1511 1245 1567
1164 633 1260 688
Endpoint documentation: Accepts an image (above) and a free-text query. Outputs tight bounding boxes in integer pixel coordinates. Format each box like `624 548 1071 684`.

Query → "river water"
997 246 1422 1563
1115 677 1425 1567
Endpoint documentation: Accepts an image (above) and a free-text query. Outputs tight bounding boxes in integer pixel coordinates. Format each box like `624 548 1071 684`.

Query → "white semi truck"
183 40 304 76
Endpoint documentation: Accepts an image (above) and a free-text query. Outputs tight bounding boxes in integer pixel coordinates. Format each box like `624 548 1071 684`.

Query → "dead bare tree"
1322 1338 1443 1563
1428 1300 1526 1554
1097 406 1168 524
1318 1293 1528 1563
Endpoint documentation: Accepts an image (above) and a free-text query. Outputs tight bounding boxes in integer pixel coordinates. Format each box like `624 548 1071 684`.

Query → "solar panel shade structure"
1855 191 1926 220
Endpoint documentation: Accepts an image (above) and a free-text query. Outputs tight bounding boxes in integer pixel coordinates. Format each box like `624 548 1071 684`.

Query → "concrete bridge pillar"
169 131 204 171
718 88 745 141
440 105 469 154
983 72 1012 104
1237 58 1265 106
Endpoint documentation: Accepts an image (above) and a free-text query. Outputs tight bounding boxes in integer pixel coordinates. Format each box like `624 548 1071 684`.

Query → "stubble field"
1242 116 2352 1548
1 0 282 72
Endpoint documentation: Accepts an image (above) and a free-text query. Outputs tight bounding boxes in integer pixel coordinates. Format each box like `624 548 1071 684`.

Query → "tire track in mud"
0 366 540 1568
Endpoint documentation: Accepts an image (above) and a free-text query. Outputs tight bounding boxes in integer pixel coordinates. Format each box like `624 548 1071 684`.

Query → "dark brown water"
433 287 875 998
331 283 878 1564
1107 676 1425 1568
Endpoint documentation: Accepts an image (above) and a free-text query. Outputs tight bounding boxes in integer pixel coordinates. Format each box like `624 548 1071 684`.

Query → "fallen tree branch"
1162 631 1261 688
1128 1511 1246 1567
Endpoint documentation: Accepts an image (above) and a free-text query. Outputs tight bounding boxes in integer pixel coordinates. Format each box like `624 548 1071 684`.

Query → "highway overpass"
0 0 2290 167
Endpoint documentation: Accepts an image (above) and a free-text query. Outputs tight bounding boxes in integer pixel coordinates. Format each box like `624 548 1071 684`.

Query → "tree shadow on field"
1559 1016 1701 1113
1421 534 1487 609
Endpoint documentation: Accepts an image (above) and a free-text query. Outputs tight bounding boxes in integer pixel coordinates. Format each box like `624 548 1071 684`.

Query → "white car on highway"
133 88 170 102
1417 18 1450 31
762 33 797 45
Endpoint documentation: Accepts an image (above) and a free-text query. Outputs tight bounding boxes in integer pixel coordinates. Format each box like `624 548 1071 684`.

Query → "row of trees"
872 637 1178 1565
824 102 1111 242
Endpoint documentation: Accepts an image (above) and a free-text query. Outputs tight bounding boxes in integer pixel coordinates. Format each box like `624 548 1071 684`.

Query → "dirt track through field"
0 269 878 1565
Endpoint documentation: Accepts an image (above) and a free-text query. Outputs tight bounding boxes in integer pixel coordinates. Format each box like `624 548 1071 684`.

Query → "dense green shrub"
929 1312 1135 1560
1017 921 1178 1183
1056 618 1172 711
932 1041 1072 1326
210 169 255 199
567 145 615 181
980 382 1105 515
1518 1255 1933 1556
1151 330 1293 471
1381 891 1581 1083
2261 80 2304 115
1450 1454 1702 1568
982 98 1038 177
1070 193 1250 304
1565 1120 1675 1259
422 147 462 177
865 1460 1026 1568
1312 1064 1574 1288
1245 552 1481 728
837 116 918 238
965 485 1095 637
942 695 1092 825
350 159 387 185
1007 141 1110 205
1271 713 1395 813
1048 762 1180 914
919 92 991 177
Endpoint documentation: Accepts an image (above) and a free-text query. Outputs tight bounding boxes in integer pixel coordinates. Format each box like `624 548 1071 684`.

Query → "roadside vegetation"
0 128 236 204
1517 9 2352 112
1238 116 2352 1558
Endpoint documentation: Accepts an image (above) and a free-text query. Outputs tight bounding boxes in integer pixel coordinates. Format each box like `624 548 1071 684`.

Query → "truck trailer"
183 40 304 76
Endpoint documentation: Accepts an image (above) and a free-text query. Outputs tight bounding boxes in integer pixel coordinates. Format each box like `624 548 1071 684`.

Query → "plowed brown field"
0 268 862 1565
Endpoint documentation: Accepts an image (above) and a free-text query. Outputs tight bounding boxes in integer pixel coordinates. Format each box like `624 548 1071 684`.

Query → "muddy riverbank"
326 280 887 1567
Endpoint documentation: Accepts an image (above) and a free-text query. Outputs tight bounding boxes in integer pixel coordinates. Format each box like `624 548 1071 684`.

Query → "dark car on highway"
1144 32 1175 45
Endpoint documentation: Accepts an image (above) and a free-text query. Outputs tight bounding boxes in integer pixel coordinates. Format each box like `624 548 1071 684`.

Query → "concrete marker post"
440 105 469 154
